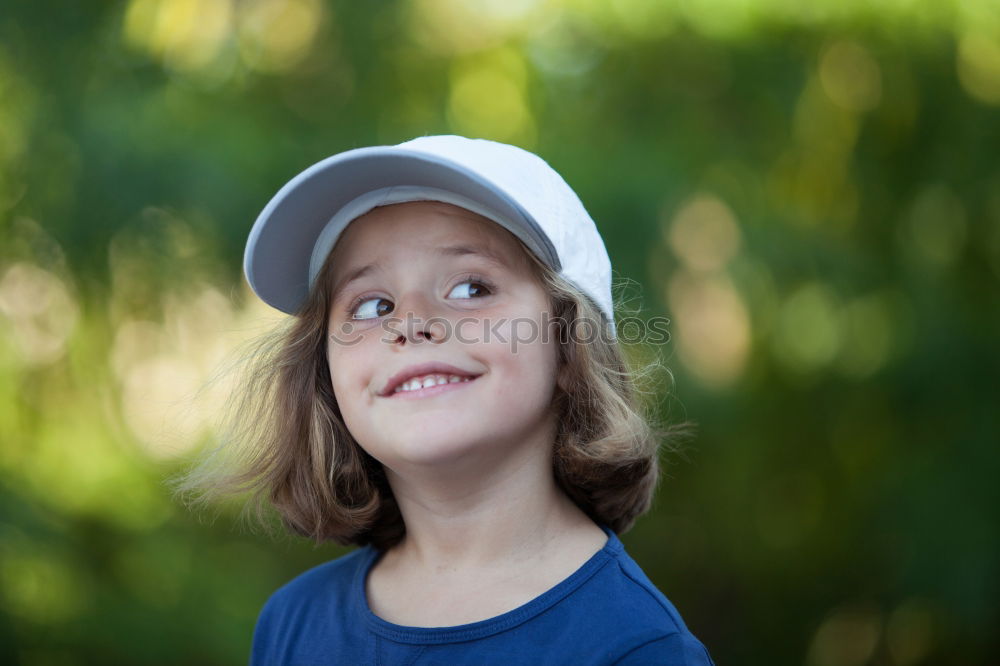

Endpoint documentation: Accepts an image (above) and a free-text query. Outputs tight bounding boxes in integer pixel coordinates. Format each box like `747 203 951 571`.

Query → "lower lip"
385 377 479 400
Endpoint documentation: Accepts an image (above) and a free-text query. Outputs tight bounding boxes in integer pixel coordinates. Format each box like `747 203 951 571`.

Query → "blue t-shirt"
251 525 714 665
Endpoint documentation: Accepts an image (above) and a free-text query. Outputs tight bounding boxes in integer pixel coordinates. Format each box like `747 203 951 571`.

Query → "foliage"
2 1 999 663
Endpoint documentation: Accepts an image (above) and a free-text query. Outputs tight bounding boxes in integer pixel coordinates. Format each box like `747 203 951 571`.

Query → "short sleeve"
613 633 715 665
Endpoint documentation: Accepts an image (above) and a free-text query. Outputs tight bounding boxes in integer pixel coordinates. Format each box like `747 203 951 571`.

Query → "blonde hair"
175 241 687 550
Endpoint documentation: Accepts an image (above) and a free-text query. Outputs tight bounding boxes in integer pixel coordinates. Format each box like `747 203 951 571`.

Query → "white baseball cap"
244 135 615 335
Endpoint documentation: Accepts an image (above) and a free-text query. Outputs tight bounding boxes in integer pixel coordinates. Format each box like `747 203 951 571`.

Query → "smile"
395 373 472 393
387 373 477 399
379 362 483 397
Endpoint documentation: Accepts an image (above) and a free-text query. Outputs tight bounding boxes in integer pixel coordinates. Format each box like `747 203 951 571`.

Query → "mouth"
387 374 475 398
378 361 483 398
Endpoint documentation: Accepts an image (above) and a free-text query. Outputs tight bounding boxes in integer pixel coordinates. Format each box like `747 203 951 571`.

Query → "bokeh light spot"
837 291 895 378
665 193 742 273
121 355 204 459
124 0 233 73
820 40 882 112
897 183 967 269
0 533 86 624
0 262 78 366
448 50 535 146
887 598 935 665
114 286 239 460
0 51 35 199
409 0 540 54
237 0 323 73
668 271 751 388
807 603 882 666
527 13 605 77
772 282 842 374
957 32 1000 105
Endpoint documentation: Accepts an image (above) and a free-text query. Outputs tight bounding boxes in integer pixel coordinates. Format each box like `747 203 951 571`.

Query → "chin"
370 428 494 469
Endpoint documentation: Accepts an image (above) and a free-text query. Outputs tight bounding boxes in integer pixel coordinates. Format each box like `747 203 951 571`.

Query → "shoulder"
575 539 687 634
607 547 693 633
572 537 714 664
250 547 373 665
261 546 369 614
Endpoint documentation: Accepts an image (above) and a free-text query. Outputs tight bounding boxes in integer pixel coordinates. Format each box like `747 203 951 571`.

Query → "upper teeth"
394 374 472 393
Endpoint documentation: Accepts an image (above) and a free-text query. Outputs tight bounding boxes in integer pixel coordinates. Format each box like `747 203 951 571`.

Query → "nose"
389 290 447 345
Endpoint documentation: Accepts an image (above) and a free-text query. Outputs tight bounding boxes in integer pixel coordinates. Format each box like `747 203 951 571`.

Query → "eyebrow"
331 244 508 300
438 244 507 265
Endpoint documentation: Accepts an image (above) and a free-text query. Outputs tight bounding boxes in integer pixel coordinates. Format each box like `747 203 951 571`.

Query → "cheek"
326 353 368 449
487 325 560 402
326 342 362 409
326 356 346 405
326 332 382 417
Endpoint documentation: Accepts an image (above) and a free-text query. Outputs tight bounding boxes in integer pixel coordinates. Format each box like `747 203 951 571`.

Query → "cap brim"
244 146 560 314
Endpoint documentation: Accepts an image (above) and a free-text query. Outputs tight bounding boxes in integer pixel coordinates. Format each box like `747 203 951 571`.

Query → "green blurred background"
2 0 999 664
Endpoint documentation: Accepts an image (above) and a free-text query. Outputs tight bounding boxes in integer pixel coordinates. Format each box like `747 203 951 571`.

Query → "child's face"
324 200 561 474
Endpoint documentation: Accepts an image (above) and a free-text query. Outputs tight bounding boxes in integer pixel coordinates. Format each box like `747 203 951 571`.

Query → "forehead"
328 200 530 272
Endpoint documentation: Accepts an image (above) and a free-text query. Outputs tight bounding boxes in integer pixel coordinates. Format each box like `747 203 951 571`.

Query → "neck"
381 419 600 572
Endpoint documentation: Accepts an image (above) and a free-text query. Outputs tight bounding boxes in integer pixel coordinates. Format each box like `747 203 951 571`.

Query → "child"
187 135 714 664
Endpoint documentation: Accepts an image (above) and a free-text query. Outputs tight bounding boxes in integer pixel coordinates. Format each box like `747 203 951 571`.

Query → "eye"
351 296 394 320
448 278 494 300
